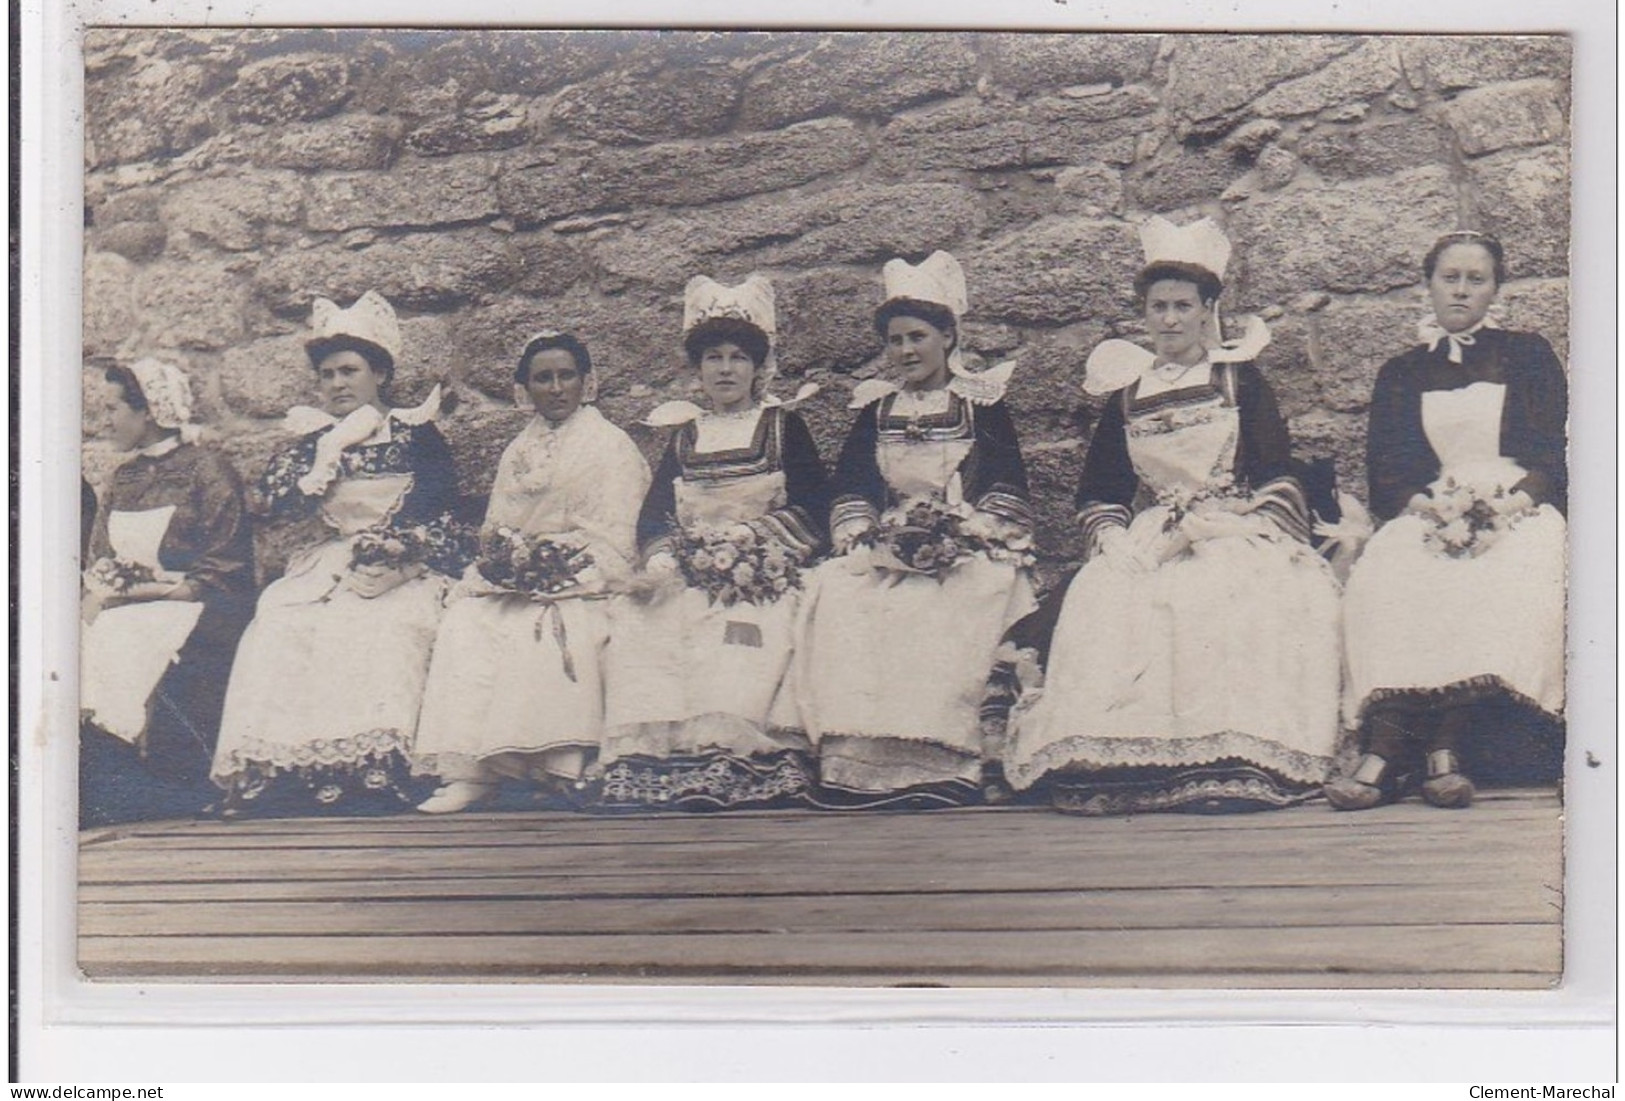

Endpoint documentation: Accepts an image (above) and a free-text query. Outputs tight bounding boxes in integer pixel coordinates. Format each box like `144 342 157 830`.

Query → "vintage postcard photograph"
68 26 1574 991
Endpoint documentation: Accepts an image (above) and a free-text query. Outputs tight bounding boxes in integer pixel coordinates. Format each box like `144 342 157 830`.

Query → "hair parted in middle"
1133 261 1223 308
873 296 959 342
683 315 771 369
515 331 593 384
1423 230 1507 286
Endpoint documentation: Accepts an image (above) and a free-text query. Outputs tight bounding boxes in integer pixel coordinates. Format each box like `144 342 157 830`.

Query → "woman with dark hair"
598 274 830 811
211 291 460 816
411 331 649 814
80 358 254 825
1000 217 1340 815
1328 231 1567 809
795 251 1036 808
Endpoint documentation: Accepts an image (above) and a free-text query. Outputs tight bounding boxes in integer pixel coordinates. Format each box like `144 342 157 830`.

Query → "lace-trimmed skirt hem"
1045 762 1323 817
596 749 818 813
1006 729 1334 792
212 741 425 818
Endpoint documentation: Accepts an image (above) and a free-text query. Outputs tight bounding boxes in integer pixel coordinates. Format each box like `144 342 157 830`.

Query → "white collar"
1418 315 1499 364
137 436 182 459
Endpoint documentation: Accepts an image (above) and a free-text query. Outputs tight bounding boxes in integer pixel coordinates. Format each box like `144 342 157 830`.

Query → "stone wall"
81 29 1572 579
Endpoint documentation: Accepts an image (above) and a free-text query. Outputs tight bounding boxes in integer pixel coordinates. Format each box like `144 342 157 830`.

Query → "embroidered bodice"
257 416 456 532
1123 363 1241 502
671 407 789 527
874 389 976 503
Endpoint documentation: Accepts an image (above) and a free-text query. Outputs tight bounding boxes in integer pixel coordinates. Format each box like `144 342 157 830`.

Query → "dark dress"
80 441 255 826
1343 328 1567 784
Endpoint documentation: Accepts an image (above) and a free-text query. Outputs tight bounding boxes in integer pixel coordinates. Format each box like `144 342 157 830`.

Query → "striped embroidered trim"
753 508 821 557
1125 384 1230 422
831 495 880 545
974 486 1034 530
874 391 974 442
1250 476 1312 544
675 407 782 483
1078 503 1132 560
1125 363 1236 418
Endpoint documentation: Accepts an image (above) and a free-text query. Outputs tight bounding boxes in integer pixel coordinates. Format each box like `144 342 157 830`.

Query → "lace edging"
1010 728 1334 788
1051 769 1319 816
211 728 414 781
598 751 815 808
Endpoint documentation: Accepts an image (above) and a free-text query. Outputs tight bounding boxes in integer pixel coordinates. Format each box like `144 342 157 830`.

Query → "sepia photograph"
14 0 1615 1082
67 25 1577 989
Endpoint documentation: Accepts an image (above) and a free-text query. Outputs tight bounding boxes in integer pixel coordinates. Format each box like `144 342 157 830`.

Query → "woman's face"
1144 278 1212 366
885 315 953 390
523 348 586 424
1428 243 1500 334
697 341 759 415
316 349 386 416
107 382 157 452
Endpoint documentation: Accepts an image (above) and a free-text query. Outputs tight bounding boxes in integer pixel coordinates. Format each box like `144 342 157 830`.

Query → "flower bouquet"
474 526 596 599
1416 478 1534 560
864 496 978 580
1159 473 1251 525
349 514 477 578
672 523 804 607
85 556 158 595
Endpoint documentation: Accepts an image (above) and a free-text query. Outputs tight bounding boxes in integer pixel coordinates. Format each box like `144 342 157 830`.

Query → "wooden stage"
78 789 1563 987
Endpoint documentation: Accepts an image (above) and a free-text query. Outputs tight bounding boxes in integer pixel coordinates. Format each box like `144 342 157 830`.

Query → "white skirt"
1343 505 1566 721
413 592 610 779
212 539 447 783
795 552 1036 792
601 586 805 762
1004 522 1341 792
80 600 204 744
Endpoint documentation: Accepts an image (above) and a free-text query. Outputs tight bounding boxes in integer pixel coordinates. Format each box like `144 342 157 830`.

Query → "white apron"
1005 383 1340 792
81 506 204 744
1343 381 1567 719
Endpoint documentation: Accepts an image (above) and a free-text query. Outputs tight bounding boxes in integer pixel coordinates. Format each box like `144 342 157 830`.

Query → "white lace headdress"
306 289 403 364
1138 215 1232 285
1084 217 1271 395
867 250 1013 407
646 275 822 426
127 357 202 444
683 274 779 383
285 290 447 496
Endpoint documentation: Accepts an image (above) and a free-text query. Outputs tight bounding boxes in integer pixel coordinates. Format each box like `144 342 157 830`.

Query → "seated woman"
1329 231 1567 810
211 291 460 817
598 274 828 811
80 358 254 826
1001 217 1340 815
795 251 1036 808
412 331 650 814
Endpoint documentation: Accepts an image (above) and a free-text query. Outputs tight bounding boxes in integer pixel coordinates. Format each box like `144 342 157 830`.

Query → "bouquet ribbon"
528 595 613 683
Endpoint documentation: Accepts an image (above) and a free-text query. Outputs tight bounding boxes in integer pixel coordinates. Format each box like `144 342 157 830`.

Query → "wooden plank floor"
78 789 1564 987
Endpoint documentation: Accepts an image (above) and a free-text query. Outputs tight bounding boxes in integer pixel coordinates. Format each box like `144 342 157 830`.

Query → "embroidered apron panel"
1125 395 1240 502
